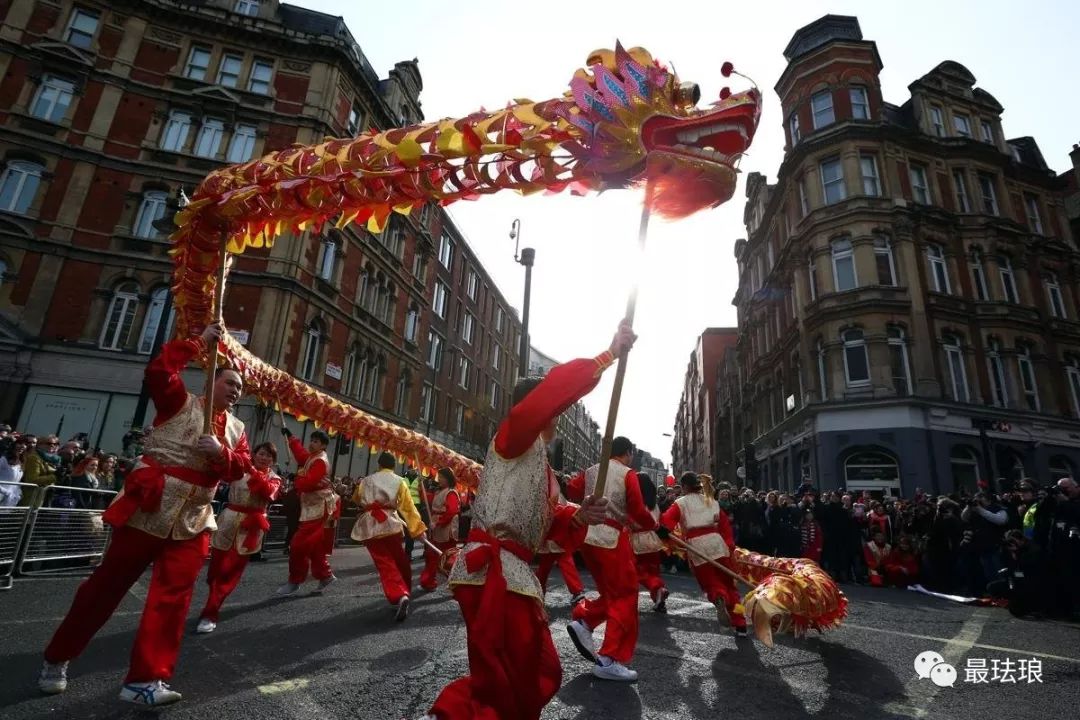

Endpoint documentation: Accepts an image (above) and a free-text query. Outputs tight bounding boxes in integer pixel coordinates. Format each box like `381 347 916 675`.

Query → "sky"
290 0 1080 468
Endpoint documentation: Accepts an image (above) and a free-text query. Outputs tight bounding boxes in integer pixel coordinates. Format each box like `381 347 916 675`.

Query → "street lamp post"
510 219 534 377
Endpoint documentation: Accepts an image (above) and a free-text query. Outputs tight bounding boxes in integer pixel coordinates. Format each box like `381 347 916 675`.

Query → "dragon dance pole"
592 181 653 500
203 232 230 435
665 534 755 589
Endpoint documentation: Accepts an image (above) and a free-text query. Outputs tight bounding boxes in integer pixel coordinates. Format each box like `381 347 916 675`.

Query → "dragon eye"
675 82 701 109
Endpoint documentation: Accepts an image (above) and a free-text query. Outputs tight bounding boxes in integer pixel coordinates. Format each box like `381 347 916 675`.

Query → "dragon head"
560 43 760 218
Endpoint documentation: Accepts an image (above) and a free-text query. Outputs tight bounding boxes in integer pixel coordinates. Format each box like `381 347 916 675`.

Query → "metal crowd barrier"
17 484 117 576
0 482 33 590
263 503 289 550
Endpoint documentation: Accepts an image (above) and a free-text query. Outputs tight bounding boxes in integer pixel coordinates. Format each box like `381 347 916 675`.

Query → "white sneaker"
276 582 301 596
119 680 182 706
394 595 411 622
315 575 338 593
195 618 216 634
652 587 669 613
592 657 638 682
38 661 68 694
566 620 597 663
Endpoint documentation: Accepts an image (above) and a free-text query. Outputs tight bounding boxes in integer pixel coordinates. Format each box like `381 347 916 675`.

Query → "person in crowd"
799 507 823 563
774 494 802 557
882 534 920 587
866 501 893 545
924 498 963 593
277 429 339 596
960 490 1009 596
819 492 847 580
732 488 766 553
716 488 733 518
762 491 781 556
794 477 814 500
21 435 61 508
987 529 1049 618
69 455 103 510
457 487 474 540
402 470 428 558
0 434 28 506
419 467 459 593
1036 478 1080 618
863 529 891 587
629 472 667 613
97 454 118 492
281 476 301 553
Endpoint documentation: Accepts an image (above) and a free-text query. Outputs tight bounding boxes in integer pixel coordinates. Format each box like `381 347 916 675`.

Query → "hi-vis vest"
122 394 244 540
582 461 631 549
674 493 730 566
298 450 337 523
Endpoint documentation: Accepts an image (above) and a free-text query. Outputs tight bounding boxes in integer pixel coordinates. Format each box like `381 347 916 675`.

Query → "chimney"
1071 142 1080 171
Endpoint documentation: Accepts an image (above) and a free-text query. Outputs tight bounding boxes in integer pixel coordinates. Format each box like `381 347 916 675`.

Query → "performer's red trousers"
536 551 584 596
692 559 746 629
364 533 412 603
44 525 209 683
571 532 640 663
420 538 455 591
288 518 334 584
428 585 561 720
635 551 666 595
200 547 250 622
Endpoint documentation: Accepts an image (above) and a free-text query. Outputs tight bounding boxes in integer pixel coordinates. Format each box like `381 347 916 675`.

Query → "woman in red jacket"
883 534 920 587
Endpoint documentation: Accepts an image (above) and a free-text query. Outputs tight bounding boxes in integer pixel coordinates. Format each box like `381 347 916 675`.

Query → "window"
133 191 168 239
489 378 500 409
300 323 322 381
909 164 930 204
234 0 260 15
248 60 273 94
1024 194 1043 234
950 447 981 495
491 342 501 370
467 271 478 301
929 106 945 136
1067 358 1080 418
819 157 845 205
457 357 471 389
980 120 994 144
860 154 881 196
420 383 435 423
404 305 419 342
184 47 211 81
454 403 465 435
850 86 870 120
874 235 896 286
30 75 75 123
99 282 140 351
226 124 257 163
789 113 800 144
842 329 870 387
798 177 809 217
394 374 409 416
438 232 454 270
831 238 856 292
494 306 505 333
462 311 475 345
216 54 243 88
138 287 174 354
342 349 357 395
347 102 364 136
411 252 427 282
426 331 443 368
433 281 448 318
1017 346 1039 411
888 326 911 396
194 119 224 158
943 334 969 402
978 173 999 215
364 359 383 405
318 238 336 281
998 256 1018 303
953 114 972 138
970 248 989 301
808 256 818 301
817 340 828 401
161 111 192 152
383 223 403 258
927 244 950 294
1046 272 1067 319
0 161 43 215
952 170 971 212
65 8 98 49
811 91 834 129
986 339 1008 407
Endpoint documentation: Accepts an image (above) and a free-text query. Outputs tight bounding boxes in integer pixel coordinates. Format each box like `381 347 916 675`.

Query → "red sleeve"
147 338 205 426
211 431 251 481
660 502 682 531
437 492 459 526
716 506 735 548
545 502 587 550
494 352 615 459
566 471 586 503
623 470 656 530
295 458 328 492
246 469 278 501
288 436 310 465
863 544 880 569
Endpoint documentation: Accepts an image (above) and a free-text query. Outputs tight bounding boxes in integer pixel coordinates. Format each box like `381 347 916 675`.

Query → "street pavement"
1 545 1078 719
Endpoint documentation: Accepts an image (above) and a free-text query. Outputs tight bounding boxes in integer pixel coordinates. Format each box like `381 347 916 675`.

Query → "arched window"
318 237 337 281
99 281 140 351
138 287 175 354
927 244 950 293
998 255 1018 303
844 450 901 494
950 446 981 494
342 346 358 394
393 372 410 416
970 248 989 300
404 303 420 343
133 191 168 239
1049 455 1074 482
1016 343 1040 411
943 333 969 402
986 338 1009 407
842 329 869 387
363 355 384 406
831 238 856 291
0 160 43 215
300 321 323 381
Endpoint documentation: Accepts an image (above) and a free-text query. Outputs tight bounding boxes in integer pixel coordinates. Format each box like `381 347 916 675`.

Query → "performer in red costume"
420 322 634 720
630 472 668 613
863 529 892 587
658 472 748 637
277 428 339 595
420 467 460 592
39 324 250 705
535 482 587 606
350 450 426 620
196 441 282 633
565 436 657 681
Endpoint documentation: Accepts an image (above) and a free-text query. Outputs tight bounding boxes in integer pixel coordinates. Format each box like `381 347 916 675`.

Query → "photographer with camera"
960 490 1009 596
1036 478 1080 618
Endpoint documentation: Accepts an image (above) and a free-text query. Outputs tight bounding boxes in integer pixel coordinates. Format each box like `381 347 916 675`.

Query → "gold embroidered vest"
676 493 729 565
582 461 630 549
212 471 279 554
298 450 337 523
631 506 664 555
350 470 406 542
429 488 459 544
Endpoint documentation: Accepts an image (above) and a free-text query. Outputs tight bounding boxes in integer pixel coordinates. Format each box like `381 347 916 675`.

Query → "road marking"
127 579 147 601
881 608 991 719
258 678 310 695
666 598 716 616
841 621 1080 664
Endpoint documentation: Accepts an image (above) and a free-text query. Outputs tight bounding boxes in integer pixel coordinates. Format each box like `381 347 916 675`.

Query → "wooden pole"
203 232 230 434
665 534 756 589
592 182 653 500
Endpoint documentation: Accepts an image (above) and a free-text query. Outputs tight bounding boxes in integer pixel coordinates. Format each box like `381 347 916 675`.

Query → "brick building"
0 0 520 474
527 345 601 473
714 15 1079 496
670 327 737 477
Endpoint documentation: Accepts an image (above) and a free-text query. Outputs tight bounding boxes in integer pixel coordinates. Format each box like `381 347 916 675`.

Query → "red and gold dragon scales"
169 43 845 640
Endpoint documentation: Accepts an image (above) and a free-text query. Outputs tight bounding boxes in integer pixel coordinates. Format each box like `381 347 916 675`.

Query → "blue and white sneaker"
38 661 68 694
119 680 182 706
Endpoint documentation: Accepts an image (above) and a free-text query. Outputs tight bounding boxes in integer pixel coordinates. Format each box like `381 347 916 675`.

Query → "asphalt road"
1 546 1078 720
